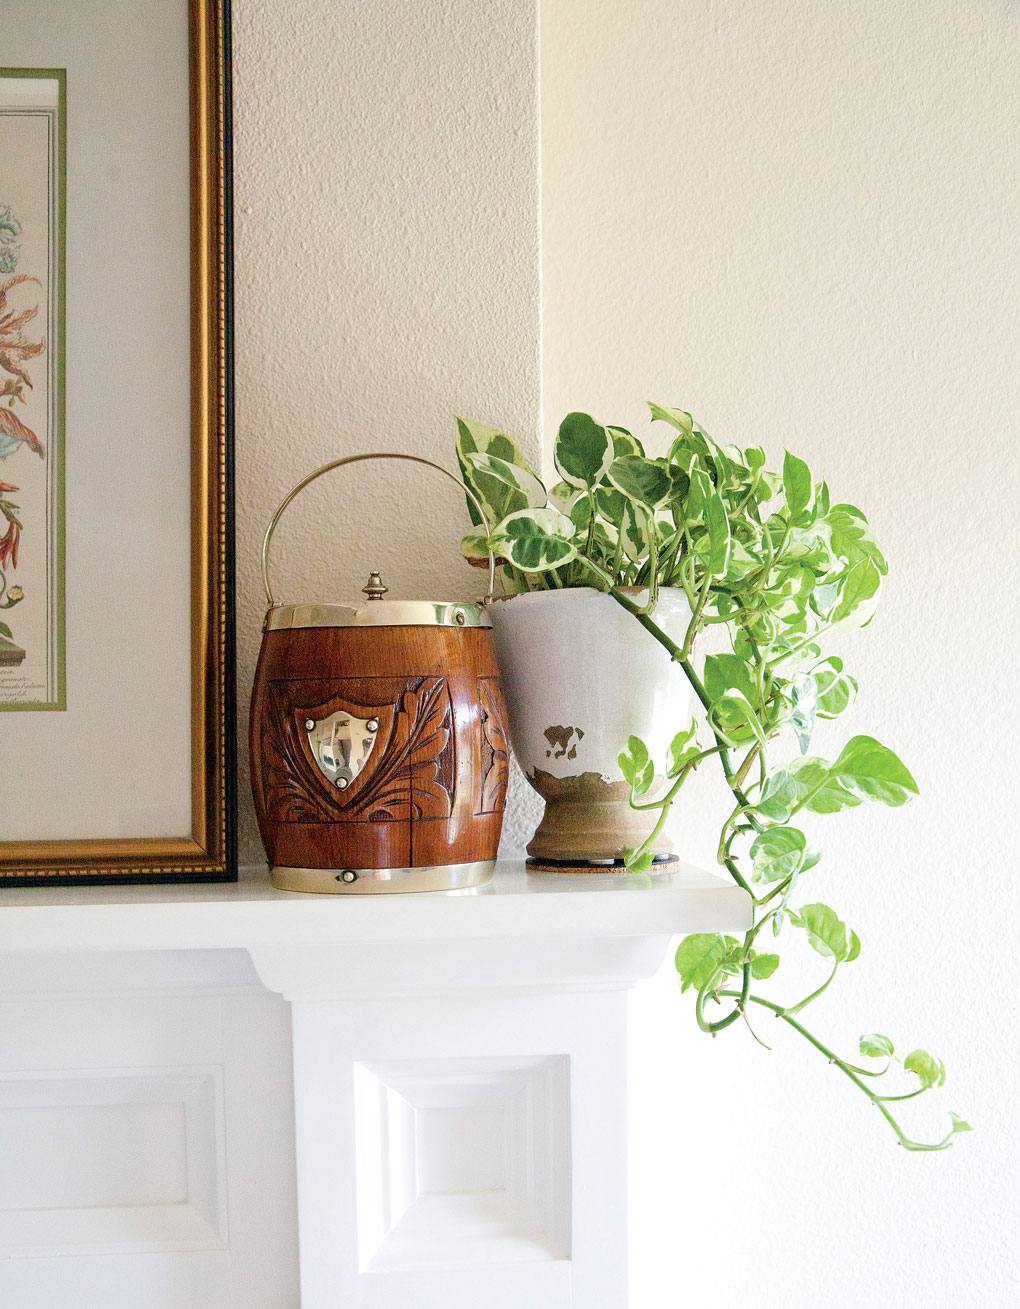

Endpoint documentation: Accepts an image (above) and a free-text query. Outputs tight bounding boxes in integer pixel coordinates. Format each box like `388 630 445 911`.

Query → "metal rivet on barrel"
366 718 379 732
337 869 357 883
455 611 466 625
304 719 315 731
335 776 349 789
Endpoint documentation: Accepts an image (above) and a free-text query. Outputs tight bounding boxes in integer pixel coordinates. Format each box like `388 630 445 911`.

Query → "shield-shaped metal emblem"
304 710 380 791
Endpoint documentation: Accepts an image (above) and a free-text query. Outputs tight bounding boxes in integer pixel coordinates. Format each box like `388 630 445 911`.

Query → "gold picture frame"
0 0 235 884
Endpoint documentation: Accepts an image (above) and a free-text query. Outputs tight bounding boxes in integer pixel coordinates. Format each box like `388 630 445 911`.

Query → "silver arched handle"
261 452 496 609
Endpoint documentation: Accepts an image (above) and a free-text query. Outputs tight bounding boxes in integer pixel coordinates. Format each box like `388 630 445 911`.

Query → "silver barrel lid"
265 570 491 630
265 598 491 631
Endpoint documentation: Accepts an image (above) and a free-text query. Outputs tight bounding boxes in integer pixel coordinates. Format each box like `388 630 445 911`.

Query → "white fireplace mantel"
0 863 750 1308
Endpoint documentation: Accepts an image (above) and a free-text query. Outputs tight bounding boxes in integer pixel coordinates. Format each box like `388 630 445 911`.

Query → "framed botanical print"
0 69 63 711
0 0 235 883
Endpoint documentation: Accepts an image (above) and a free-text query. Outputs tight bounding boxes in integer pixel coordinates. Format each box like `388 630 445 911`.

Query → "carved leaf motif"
260 677 455 823
261 698 336 821
354 678 453 820
478 677 510 814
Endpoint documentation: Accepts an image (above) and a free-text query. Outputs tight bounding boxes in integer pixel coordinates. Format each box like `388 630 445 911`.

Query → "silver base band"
270 859 496 895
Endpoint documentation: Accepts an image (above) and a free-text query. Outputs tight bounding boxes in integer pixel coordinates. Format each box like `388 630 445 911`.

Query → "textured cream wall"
542 2 1018 1306
232 2 1015 1299
232 0 542 864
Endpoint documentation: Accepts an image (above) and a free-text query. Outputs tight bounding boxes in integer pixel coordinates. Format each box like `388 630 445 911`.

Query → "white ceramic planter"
487 587 692 863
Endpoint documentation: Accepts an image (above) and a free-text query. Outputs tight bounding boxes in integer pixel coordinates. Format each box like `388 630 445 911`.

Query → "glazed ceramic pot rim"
486 584 688 612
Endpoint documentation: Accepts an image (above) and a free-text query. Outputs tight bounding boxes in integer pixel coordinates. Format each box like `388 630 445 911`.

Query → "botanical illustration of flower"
0 479 25 620
0 205 20 275
0 207 46 651
0 273 46 457
0 481 21 571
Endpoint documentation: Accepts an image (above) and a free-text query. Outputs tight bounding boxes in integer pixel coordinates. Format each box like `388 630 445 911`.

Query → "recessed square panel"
416 1104 507 1196
354 1056 570 1272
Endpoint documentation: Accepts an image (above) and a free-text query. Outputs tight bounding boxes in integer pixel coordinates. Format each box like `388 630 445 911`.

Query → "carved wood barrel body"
249 602 509 893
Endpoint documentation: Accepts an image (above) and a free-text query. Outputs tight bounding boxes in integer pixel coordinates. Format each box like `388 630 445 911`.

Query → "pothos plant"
455 404 970 1151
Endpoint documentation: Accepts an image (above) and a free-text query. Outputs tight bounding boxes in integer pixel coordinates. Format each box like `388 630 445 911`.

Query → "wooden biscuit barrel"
249 454 508 893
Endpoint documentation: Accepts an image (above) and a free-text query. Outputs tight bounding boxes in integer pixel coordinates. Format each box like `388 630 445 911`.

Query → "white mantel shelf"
0 862 750 1309
0 860 751 954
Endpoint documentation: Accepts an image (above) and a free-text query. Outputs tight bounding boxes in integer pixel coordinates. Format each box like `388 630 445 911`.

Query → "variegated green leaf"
826 502 888 575
606 455 673 509
465 451 547 509
488 508 578 573
788 672 819 752
750 825 808 885
686 466 714 522
703 491 731 575
549 479 582 514
647 401 694 434
903 1049 947 1090
666 719 700 777
814 656 857 719
789 902 858 963
460 529 491 566
626 846 656 872
619 497 647 562
608 425 646 459
830 557 882 626
554 412 612 489
455 416 534 527
618 734 654 795
783 451 813 519
675 933 739 992
860 1033 895 1059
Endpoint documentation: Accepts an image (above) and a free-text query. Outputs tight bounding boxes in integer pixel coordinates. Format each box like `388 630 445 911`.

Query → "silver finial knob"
362 570 388 601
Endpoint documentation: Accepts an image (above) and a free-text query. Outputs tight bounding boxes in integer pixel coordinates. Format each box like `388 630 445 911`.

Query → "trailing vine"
456 404 970 1150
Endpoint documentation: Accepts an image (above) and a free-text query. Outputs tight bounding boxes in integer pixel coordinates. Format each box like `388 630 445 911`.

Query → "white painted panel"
356 1055 571 1274
0 1100 187 1210
0 1070 224 1256
0 948 263 997
359 1260 574 1309
416 1104 506 1195
0 972 299 1307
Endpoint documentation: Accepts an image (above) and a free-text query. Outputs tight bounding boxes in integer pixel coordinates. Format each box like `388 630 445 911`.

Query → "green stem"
733 743 762 791
728 469 762 518
742 909 779 950
716 991 956 1150
595 581 759 891
641 509 660 613
677 544 697 606
784 959 839 1015
755 879 791 909
696 964 750 1034
611 523 625 585
632 788 673 853
681 571 712 658
660 528 685 585
626 746 722 811
838 1060 892 1079
583 490 597 559
717 800 753 865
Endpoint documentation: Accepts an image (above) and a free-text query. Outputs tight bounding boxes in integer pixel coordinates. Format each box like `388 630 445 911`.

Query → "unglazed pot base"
525 769 675 861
